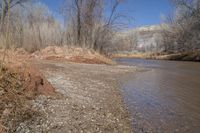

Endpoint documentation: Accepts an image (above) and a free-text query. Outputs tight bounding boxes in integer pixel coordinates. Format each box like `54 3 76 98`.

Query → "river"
115 58 200 133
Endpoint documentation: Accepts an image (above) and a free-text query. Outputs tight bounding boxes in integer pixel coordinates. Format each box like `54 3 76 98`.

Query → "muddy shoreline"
22 60 138 132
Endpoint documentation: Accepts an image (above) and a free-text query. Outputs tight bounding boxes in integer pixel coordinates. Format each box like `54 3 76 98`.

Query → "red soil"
0 49 56 97
17 65 56 97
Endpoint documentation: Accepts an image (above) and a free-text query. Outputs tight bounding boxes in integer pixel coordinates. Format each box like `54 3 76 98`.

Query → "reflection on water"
116 58 200 133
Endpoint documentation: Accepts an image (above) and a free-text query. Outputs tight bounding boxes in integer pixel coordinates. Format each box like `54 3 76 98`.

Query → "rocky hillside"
115 25 164 52
133 25 162 48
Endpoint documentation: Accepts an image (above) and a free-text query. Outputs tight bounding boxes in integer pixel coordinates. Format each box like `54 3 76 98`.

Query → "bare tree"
63 0 124 53
128 31 138 51
160 0 200 53
0 0 28 24
0 1 63 52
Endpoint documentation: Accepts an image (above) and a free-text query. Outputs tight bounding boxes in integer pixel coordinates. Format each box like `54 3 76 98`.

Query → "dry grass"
0 66 38 132
0 46 115 65
32 46 116 65
0 49 56 132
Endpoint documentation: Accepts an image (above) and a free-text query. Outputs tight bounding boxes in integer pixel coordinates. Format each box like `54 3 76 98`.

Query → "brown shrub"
0 55 56 132
0 67 37 132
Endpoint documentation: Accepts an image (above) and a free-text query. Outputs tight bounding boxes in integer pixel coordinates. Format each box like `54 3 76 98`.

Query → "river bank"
24 60 137 132
0 47 127 132
112 50 200 62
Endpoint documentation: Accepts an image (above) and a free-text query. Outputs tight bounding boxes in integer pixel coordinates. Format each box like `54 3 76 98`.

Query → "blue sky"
40 0 173 28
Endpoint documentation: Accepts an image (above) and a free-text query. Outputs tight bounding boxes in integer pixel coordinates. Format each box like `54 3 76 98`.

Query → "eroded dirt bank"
26 60 137 133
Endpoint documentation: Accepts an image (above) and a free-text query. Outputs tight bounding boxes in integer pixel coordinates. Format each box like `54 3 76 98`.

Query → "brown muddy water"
115 58 200 133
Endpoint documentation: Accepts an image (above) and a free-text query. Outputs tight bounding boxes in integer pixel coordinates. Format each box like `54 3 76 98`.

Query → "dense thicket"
161 0 200 53
63 0 125 54
0 0 62 52
0 0 124 54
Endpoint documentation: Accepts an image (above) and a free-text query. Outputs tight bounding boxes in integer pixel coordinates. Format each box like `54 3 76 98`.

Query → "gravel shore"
21 60 137 133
